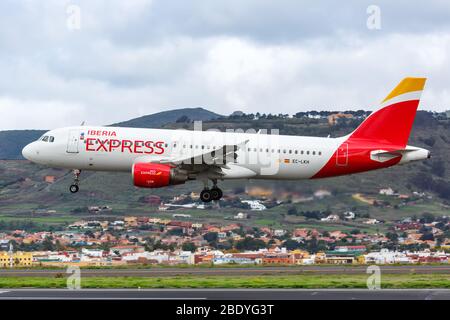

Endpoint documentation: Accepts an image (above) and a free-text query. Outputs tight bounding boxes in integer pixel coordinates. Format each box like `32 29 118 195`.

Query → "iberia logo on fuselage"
84 130 165 154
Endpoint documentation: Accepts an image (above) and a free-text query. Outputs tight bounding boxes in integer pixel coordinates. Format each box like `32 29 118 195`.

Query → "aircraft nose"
22 143 36 161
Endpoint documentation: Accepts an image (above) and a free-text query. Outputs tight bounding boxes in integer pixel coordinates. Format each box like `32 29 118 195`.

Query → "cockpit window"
42 136 49 142
49 136 55 142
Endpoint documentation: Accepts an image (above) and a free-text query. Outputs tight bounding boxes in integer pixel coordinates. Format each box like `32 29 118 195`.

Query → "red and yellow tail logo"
313 77 427 179
349 77 426 147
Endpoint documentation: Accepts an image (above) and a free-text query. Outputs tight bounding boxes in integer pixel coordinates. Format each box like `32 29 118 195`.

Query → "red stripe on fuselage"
311 139 402 179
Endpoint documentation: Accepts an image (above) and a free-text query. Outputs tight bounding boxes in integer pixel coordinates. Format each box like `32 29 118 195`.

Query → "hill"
0 130 45 160
112 107 222 128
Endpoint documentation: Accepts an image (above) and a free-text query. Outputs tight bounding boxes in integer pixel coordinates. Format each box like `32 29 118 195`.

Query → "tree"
235 237 267 251
84 230 95 238
167 228 184 236
42 237 55 251
182 242 197 252
283 239 301 250
99 242 111 252
287 206 298 216
203 232 218 243
420 212 435 224
386 232 398 243
420 233 434 241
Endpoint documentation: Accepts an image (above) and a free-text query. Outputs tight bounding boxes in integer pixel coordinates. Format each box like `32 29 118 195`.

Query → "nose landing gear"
69 169 81 193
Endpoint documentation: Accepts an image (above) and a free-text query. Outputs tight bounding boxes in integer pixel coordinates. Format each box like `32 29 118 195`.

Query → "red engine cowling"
132 163 187 188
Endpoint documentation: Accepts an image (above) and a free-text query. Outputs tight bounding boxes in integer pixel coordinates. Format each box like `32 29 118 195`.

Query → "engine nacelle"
132 163 187 188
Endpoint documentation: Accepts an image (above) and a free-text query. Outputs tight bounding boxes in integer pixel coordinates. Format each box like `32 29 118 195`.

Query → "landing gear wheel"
210 187 223 201
200 189 213 202
69 184 79 193
69 169 81 194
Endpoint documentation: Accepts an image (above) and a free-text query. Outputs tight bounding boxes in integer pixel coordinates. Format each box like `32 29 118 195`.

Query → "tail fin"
349 77 426 147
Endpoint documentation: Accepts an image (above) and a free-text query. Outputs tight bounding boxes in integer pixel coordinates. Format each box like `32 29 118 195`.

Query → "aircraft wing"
134 139 249 169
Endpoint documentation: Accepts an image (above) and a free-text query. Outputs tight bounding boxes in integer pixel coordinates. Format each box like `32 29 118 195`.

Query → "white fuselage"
22 126 344 180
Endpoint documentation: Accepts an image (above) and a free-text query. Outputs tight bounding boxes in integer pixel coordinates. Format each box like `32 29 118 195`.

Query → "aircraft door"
67 130 80 153
336 142 348 166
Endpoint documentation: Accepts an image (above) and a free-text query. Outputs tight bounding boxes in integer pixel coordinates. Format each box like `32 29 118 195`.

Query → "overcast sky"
1 0 450 129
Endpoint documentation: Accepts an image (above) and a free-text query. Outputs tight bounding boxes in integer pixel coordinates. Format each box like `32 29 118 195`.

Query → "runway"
0 265 448 277
0 288 449 300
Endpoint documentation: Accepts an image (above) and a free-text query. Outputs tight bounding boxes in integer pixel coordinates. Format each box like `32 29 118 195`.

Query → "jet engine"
132 163 188 188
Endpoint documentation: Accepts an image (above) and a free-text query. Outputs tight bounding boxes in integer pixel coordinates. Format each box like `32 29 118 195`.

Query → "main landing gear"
200 179 223 202
69 169 81 193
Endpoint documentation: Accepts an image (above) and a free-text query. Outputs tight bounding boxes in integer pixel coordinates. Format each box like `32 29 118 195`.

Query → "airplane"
22 77 431 202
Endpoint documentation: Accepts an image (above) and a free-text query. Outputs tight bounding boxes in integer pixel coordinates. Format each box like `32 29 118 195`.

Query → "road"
0 265 448 277
0 289 449 300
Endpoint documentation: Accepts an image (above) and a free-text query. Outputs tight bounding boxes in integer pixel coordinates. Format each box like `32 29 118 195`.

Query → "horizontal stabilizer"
370 148 416 163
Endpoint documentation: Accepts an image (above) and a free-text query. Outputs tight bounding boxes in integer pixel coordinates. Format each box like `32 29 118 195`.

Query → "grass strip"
0 274 448 289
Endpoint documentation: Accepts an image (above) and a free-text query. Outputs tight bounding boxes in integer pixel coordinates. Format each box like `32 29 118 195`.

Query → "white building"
314 189 332 198
379 187 395 196
321 214 340 222
81 248 104 258
274 229 286 237
241 200 266 211
364 219 381 225
343 211 355 220
234 212 248 219
364 249 410 264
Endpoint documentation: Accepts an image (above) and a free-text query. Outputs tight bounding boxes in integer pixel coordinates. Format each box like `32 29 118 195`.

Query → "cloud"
0 1 449 129
0 97 85 130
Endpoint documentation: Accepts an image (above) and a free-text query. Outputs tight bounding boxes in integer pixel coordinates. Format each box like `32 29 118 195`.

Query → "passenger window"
306 151 310 155
301 151 304 155
295 150 298 154
312 151 316 155
319 151 322 156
